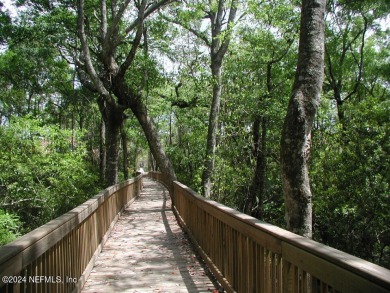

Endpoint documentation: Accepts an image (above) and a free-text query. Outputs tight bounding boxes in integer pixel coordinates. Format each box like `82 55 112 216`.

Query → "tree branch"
118 0 175 47
1 198 47 208
100 0 108 41
344 15 367 102
325 46 337 88
77 0 112 101
115 0 147 81
269 39 293 64
75 62 100 93
106 0 132 45
215 0 237 62
160 13 211 47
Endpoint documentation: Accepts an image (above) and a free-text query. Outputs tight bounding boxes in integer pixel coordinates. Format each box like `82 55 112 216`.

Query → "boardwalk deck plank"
81 178 220 293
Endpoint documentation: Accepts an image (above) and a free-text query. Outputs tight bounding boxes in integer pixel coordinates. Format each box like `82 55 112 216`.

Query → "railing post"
0 175 144 293
139 172 390 293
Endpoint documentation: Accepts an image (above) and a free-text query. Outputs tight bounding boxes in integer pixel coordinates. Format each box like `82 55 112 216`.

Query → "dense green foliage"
0 209 21 246
312 94 390 268
0 117 102 233
0 0 388 269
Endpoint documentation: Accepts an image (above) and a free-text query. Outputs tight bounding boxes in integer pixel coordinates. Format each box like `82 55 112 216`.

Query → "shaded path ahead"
81 178 220 293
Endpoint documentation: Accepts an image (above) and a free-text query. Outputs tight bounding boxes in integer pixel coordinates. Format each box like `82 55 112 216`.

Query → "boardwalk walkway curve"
81 178 220 293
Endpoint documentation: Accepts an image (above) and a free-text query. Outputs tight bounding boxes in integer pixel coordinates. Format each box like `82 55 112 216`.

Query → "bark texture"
130 96 176 182
202 62 222 198
201 0 237 198
98 97 124 185
325 15 367 125
280 0 326 238
121 125 129 180
245 116 267 218
99 118 106 183
76 0 175 186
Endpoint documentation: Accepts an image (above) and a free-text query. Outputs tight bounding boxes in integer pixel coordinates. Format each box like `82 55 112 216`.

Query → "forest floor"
81 178 222 293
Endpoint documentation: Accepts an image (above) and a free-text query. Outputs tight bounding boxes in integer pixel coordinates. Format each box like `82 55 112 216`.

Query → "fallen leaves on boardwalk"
81 178 222 293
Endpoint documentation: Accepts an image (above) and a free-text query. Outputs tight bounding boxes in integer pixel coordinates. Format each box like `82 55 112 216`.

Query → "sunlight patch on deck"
81 178 220 293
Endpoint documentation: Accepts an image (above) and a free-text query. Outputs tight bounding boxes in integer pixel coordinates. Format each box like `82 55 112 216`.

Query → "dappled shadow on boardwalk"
81 178 220 293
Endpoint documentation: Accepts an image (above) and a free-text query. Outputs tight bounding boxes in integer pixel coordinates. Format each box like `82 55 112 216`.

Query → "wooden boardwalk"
81 178 221 293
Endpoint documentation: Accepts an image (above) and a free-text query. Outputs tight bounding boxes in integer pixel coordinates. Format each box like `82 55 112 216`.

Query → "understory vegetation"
0 0 388 268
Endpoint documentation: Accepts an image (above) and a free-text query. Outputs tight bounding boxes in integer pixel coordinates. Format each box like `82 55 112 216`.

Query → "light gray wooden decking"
81 178 220 293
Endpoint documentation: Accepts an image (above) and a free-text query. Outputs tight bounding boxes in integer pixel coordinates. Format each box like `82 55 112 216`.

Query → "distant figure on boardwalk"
136 166 144 176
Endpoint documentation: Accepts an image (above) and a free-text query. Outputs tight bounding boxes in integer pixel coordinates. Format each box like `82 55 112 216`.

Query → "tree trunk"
76 0 175 187
245 116 267 219
99 118 106 183
202 62 222 198
130 98 176 182
99 98 124 186
121 125 129 180
148 151 156 171
71 110 75 150
280 0 326 238
199 0 237 199
105 117 121 185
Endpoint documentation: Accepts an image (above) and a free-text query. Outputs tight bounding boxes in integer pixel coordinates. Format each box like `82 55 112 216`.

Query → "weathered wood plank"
171 177 390 293
0 178 140 270
0 176 142 293
282 242 390 293
81 179 221 293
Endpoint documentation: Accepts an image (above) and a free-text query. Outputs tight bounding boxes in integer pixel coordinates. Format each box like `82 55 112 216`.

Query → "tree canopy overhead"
1 0 389 269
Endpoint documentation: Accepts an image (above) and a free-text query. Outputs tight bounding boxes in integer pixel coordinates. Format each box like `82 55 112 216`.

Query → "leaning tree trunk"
112 80 176 182
130 98 176 183
77 0 175 188
280 0 326 238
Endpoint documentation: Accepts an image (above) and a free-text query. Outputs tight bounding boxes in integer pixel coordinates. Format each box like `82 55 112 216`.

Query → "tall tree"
310 5 390 267
241 21 296 218
201 0 237 198
324 3 368 123
76 0 176 185
280 0 326 238
324 0 390 125
164 0 237 197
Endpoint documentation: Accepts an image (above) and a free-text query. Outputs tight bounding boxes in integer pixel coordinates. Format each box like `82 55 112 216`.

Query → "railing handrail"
148 171 390 293
0 175 143 293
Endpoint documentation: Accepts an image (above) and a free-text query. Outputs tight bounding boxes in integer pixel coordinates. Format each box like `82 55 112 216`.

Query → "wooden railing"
0 175 143 293
147 172 390 293
147 171 172 194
